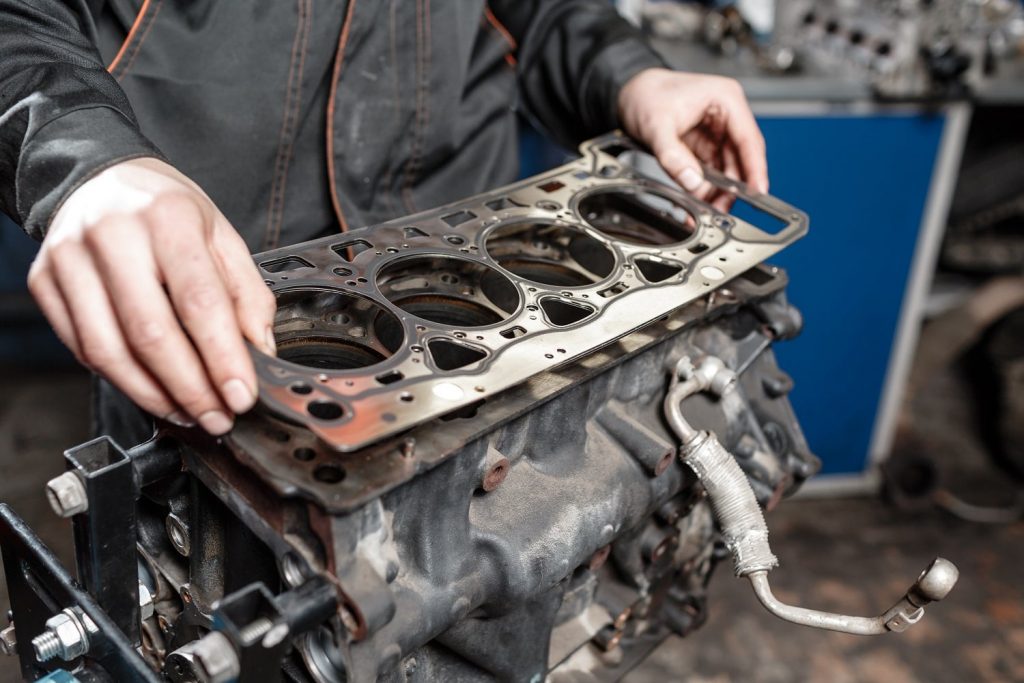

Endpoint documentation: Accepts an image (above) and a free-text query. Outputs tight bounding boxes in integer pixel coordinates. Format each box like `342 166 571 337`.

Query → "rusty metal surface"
226 264 789 513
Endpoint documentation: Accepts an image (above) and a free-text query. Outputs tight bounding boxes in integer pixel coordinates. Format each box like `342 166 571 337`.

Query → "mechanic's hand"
618 68 768 208
28 157 277 435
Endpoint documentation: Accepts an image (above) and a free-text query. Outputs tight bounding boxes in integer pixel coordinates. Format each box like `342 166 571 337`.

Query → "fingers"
153 206 259 418
36 157 271 436
27 264 81 359
86 214 235 435
41 240 185 424
618 70 769 196
648 122 705 193
211 218 278 356
721 85 769 194
710 144 743 213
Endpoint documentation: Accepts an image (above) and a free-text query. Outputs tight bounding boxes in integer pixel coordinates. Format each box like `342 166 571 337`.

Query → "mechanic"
0 1 768 445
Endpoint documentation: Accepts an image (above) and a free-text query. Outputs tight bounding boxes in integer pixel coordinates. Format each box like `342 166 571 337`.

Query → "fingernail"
165 411 195 428
222 378 256 414
265 326 277 355
198 410 233 436
681 168 703 192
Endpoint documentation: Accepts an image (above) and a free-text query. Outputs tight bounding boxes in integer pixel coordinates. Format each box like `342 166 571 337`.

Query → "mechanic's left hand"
618 68 768 208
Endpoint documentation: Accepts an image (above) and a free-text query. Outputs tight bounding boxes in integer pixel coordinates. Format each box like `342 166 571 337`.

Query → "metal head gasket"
250 133 808 452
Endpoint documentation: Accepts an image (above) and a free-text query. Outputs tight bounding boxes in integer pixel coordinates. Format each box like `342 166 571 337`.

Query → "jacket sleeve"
488 0 667 149
0 1 164 240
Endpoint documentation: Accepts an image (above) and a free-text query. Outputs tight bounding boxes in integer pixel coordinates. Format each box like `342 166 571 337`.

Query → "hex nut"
45 472 88 518
32 609 93 662
139 582 155 621
49 613 87 660
0 624 16 656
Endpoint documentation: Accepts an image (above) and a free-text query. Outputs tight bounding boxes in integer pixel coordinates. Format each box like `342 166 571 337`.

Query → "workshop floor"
0 365 1021 683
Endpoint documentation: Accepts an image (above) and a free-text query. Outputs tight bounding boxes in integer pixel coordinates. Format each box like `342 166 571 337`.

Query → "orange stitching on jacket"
484 5 517 66
326 0 359 235
378 0 402 218
112 0 165 80
107 0 153 73
264 0 313 250
401 0 429 214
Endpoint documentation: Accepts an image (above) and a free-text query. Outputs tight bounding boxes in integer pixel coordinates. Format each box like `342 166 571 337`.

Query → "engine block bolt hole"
307 400 344 421
293 447 315 462
313 463 346 484
481 457 510 492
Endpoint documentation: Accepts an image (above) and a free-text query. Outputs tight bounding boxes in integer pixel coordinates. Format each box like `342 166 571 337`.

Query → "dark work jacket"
0 0 666 250
1 0 666 445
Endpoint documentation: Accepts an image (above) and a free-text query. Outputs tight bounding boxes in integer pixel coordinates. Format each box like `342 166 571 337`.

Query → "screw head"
166 632 240 683
45 472 88 518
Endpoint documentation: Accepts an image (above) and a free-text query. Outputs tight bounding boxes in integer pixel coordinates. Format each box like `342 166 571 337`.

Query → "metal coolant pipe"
664 356 959 635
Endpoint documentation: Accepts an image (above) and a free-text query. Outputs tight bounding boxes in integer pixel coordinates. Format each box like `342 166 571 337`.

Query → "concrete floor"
0 365 1021 683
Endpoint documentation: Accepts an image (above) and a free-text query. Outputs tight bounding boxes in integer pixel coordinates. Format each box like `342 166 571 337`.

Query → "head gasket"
251 133 808 452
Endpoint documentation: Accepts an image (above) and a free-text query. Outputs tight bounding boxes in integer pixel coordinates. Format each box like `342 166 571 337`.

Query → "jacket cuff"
581 39 668 135
17 106 166 240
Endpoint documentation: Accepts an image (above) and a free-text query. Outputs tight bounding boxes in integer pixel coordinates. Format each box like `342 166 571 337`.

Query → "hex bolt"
166 512 191 557
45 472 88 518
31 608 96 662
165 631 240 683
0 624 16 656
31 632 61 662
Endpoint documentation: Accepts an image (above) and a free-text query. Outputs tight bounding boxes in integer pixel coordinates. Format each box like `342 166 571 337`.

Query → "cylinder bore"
376 255 520 327
578 187 695 246
484 221 615 287
273 289 404 370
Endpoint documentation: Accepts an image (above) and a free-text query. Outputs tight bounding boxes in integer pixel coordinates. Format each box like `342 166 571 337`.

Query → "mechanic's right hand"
28 157 277 435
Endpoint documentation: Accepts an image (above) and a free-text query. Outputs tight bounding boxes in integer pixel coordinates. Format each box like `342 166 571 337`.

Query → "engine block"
1 134 824 682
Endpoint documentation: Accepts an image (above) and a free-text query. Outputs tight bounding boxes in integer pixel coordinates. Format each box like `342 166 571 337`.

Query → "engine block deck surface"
253 133 808 452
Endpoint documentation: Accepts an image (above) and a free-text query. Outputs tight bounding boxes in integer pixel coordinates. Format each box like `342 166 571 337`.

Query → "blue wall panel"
756 113 944 474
